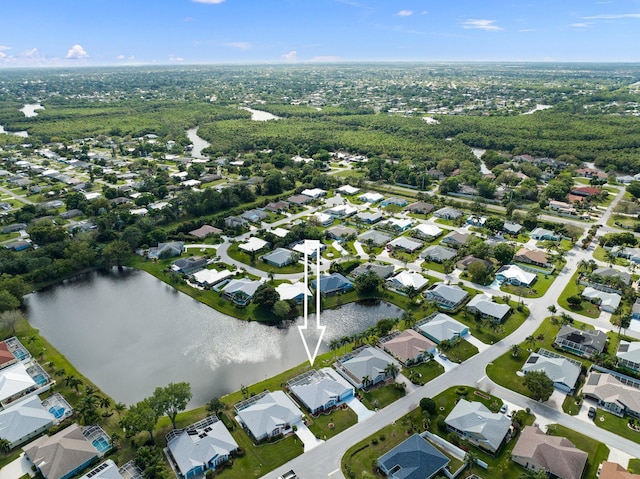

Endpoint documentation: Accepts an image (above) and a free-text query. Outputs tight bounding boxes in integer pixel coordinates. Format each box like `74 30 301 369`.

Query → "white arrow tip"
298 325 327 366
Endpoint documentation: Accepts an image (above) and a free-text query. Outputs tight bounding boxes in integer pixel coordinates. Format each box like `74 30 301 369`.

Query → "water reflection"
25 268 403 406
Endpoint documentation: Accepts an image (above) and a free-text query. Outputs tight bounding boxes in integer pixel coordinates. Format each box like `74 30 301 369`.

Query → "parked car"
500 403 508 414
588 407 596 419
279 471 297 479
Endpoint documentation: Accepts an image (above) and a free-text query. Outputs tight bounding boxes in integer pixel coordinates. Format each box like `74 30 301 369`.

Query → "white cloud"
0 45 10 51
281 50 297 61
192 0 225 3
65 44 89 59
397 10 413 16
223 42 252 50
169 54 184 62
116 55 125 60
309 55 342 62
571 22 593 28
583 13 640 19
461 19 503 31
0 52 6 59
23 48 39 58
421 10 428 15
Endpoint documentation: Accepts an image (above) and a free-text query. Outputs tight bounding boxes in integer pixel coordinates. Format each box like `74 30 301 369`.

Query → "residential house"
549 200 578 215
188 225 222 238
411 224 443 240
433 207 462 220
386 271 429 293
381 197 408 207
571 186 602 197
221 278 263 306
591 267 631 286
326 205 358 218
275 282 312 303
530 227 558 241
191 269 233 288
612 246 640 264
441 231 472 248
554 325 607 358
224 216 247 229
0 395 56 449
583 371 640 417
355 211 384 224
503 221 523 235
511 426 587 479
287 368 354 414
466 215 486 227
496 265 537 287
312 273 354 296
521 350 582 393
424 284 469 310
380 218 413 232
379 330 436 365
241 209 269 223
291 241 326 258
0 340 19 370
335 346 399 389
466 294 510 322
358 192 384 203
264 201 289 213
261 248 296 268
165 415 238 479
357 230 392 247
269 227 290 239
404 201 434 215
455 255 493 272
23 423 109 479
444 399 511 453
350 263 395 280
421 245 457 263
514 248 550 268
147 242 185 260
326 225 357 240
1 223 27 234
600 462 640 479
300 188 326 199
337 185 360 196
287 194 312 206
581 287 621 313
235 391 303 441
377 434 450 479
312 212 333 227
5 241 30 251
171 257 209 275
415 313 469 344
386 236 424 253
238 237 268 254
78 460 142 479
617 341 640 373
633 299 640 321
0 362 44 405
59 210 83 220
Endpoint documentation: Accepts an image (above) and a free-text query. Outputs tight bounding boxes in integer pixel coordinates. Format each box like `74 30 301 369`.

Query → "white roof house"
412 224 444 239
386 271 429 292
275 282 312 302
0 362 37 404
466 294 511 322
335 347 399 389
326 205 358 217
424 284 469 309
359 192 384 203
235 391 303 441
129 208 148 216
382 218 413 231
288 368 354 414
387 236 423 253
238 237 268 253
191 269 233 287
166 416 238 478
270 227 290 238
78 460 137 479
0 395 55 448
445 399 511 453
521 350 582 393
301 188 326 199
312 212 333 226
617 341 640 373
221 278 264 306
416 313 468 344
496 264 536 287
582 287 621 313
337 185 360 195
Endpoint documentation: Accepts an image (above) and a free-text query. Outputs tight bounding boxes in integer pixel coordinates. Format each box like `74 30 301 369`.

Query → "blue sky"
1 0 639 67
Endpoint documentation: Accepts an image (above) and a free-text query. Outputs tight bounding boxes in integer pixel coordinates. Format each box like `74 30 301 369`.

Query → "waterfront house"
350 262 395 281
312 273 354 296
275 282 312 303
171 256 209 275
424 284 469 310
386 271 428 293
191 269 233 288
235 391 303 441
148 242 184 260
445 399 511 453
287 368 354 415
377 434 449 479
415 313 468 344
221 278 263 306
379 330 436 365
334 346 399 389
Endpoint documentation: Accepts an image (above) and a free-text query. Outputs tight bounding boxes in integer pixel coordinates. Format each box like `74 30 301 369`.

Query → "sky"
1 0 640 67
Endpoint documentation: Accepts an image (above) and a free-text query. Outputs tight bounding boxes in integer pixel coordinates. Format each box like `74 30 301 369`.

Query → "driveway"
344 396 374 421
433 352 457 372
465 334 489 353
294 421 324 452
0 453 34 479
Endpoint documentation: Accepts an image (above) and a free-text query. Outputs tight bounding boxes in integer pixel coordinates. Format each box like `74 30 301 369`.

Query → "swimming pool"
48 405 66 419
92 437 110 453
12 350 26 360
32 374 47 385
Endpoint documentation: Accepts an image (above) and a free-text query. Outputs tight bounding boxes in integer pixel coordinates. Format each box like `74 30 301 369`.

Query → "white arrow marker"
298 239 326 366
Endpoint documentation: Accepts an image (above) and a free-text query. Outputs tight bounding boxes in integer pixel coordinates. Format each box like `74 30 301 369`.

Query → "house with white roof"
386 236 423 253
496 264 537 287
275 282 312 303
521 349 582 393
238 237 269 254
0 395 55 449
411 224 443 240
355 211 384 224
359 192 384 203
312 212 333 227
386 271 429 293
380 218 413 232
78 460 142 479
0 362 39 405
235 391 303 441
165 415 238 479
221 278 264 306
191 269 233 288
466 294 511 322
415 313 469 344
287 368 354 415
581 287 621 313
301 188 326 199
424 284 469 310
335 346 399 389
530 227 558 241
617 341 640 373
337 185 360 195
445 399 511 453
325 204 358 218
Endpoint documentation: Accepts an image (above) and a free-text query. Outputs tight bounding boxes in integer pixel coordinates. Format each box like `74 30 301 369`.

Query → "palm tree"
0 438 11 453
559 312 573 326
547 304 557 319
114 402 126 416
384 362 400 379
464 450 478 471
511 344 522 358
361 375 371 388
77 394 100 425
99 396 111 410
525 335 537 348
340 335 351 353
329 338 341 359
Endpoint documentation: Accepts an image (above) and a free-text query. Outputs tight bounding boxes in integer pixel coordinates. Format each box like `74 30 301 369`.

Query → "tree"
493 243 515 265
468 261 492 285
102 240 132 267
0 290 20 313
0 309 22 332
206 397 225 416
627 181 640 198
252 283 280 309
547 304 557 319
152 382 192 430
484 216 504 233
477 180 496 199
419 398 437 415
272 300 292 319
464 450 478 471
354 270 382 294
524 370 554 401
77 391 100 425
566 295 582 307
120 398 159 442
511 343 523 358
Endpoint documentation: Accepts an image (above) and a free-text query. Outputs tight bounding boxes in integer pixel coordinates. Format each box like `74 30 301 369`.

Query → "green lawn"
307 406 358 440
500 266 562 298
562 394 581 415
451 299 530 344
360 383 406 410
557 271 601 318
629 458 640 473
227 243 304 274
593 246 630 266
546 424 609 479
444 339 479 363
592 408 640 445
402 360 444 386
421 260 445 273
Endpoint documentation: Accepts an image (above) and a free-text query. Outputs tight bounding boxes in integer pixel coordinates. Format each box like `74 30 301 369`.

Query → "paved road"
0 185 34 205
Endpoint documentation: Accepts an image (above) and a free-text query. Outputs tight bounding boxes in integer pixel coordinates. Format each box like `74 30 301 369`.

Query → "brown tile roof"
601 461 640 479
0 342 16 367
382 330 436 364
515 248 549 266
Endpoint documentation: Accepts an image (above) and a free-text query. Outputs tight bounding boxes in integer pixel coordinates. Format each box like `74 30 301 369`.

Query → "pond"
25 268 404 406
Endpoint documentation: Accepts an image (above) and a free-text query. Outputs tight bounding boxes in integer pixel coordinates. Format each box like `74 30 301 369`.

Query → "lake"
20 104 44 118
185 127 210 158
0 124 29 138
240 107 280 121
25 268 403 406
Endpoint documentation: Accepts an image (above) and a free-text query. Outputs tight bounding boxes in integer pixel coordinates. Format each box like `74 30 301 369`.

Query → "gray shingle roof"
445 399 511 452
378 434 449 479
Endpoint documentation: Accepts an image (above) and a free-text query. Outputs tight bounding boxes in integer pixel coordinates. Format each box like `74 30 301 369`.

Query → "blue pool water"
92 437 110 453
49 405 65 419
32 374 47 385
12 350 26 360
